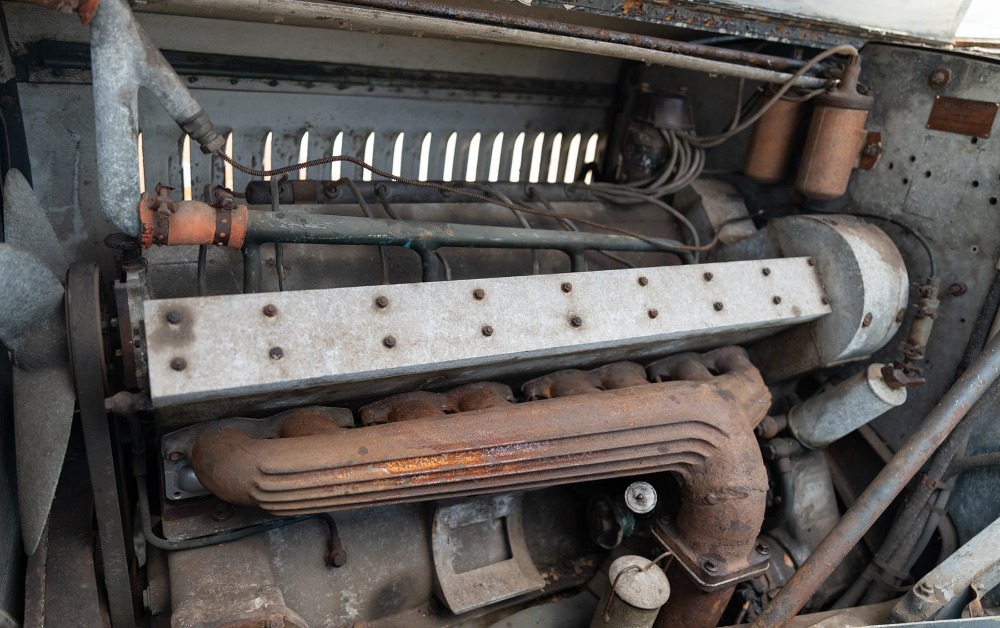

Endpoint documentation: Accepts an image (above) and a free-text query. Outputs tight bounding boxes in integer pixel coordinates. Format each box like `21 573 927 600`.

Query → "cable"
215 149 706 256
851 213 937 279
681 45 856 149
807 208 937 280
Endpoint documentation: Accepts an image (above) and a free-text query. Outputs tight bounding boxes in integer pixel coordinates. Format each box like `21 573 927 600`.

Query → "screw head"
807 258 816 266
862 312 874 327
482 325 494 337
638 276 649 287
648 308 659 319
561 282 573 293
755 542 770 556
166 451 185 461
383 335 397 348
703 559 719 573
713 302 724 311
269 347 284 360
762 267 771 276
703 272 713 282
166 310 182 324
570 316 583 327
375 295 390 308
262 303 278 317
473 288 486 300
772 296 782 305
170 357 187 371
822 295 831 305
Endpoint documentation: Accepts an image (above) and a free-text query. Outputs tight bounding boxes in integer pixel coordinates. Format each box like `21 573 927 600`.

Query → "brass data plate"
926 96 1000 139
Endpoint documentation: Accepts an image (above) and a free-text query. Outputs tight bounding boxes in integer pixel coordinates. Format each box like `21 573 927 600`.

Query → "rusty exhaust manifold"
187 347 768 622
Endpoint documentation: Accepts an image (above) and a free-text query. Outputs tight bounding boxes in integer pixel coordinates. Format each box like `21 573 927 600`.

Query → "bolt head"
755 542 770 555
762 267 771 276
166 451 185 461
375 295 390 308
166 310 182 324
772 296 781 305
482 325 494 337
637 276 648 287
807 258 816 266
269 347 284 360
263 304 278 317
170 357 187 371
473 288 486 300
648 308 659 319
822 295 830 305
862 312 873 327
713 302 724 312
383 335 397 348
570 316 583 327
561 282 573 293
928 68 951 90
703 559 719 573
703 272 713 282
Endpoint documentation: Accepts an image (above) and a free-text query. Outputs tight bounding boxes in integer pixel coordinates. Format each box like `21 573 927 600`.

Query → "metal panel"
143 258 828 407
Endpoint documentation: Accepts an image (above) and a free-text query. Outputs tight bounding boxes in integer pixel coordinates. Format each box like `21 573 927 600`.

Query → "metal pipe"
91 0 225 236
337 0 816 74
133 0 830 88
753 332 1000 627
245 209 687 256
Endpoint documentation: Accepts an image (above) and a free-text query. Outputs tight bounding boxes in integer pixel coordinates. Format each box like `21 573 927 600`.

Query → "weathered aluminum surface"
431 493 544 614
591 555 670 627
787 363 907 449
890 515 1000 622
743 215 909 382
144 258 827 408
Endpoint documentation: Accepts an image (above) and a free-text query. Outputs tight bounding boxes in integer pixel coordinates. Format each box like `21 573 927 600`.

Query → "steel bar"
753 331 1000 627
133 0 830 88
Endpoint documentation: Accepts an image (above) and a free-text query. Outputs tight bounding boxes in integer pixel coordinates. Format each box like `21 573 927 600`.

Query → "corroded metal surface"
182 347 768 519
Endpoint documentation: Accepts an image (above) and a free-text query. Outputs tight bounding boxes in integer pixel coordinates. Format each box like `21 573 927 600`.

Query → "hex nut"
762 267 771 276
166 310 182 324
713 302 724 311
570 316 583 327
170 357 187 371
648 309 659 319
375 295 390 308
703 272 713 282
262 304 278 317
772 296 782 304
383 335 397 348
561 282 573 293
638 276 648 287
473 288 486 300
482 325 494 337
269 347 284 360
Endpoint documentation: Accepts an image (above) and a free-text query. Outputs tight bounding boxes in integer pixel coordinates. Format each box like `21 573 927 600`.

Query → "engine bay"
3 1 1000 627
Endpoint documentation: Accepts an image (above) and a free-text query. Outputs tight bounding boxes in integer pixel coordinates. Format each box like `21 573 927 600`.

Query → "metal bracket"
652 517 769 591
431 493 545 614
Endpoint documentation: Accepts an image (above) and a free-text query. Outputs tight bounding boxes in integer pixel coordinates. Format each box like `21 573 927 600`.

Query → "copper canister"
744 92 805 184
796 56 873 199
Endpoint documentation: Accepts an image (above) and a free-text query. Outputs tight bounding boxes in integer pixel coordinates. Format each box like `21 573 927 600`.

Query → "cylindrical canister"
795 56 873 200
744 92 806 184
787 363 906 449
591 555 670 628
